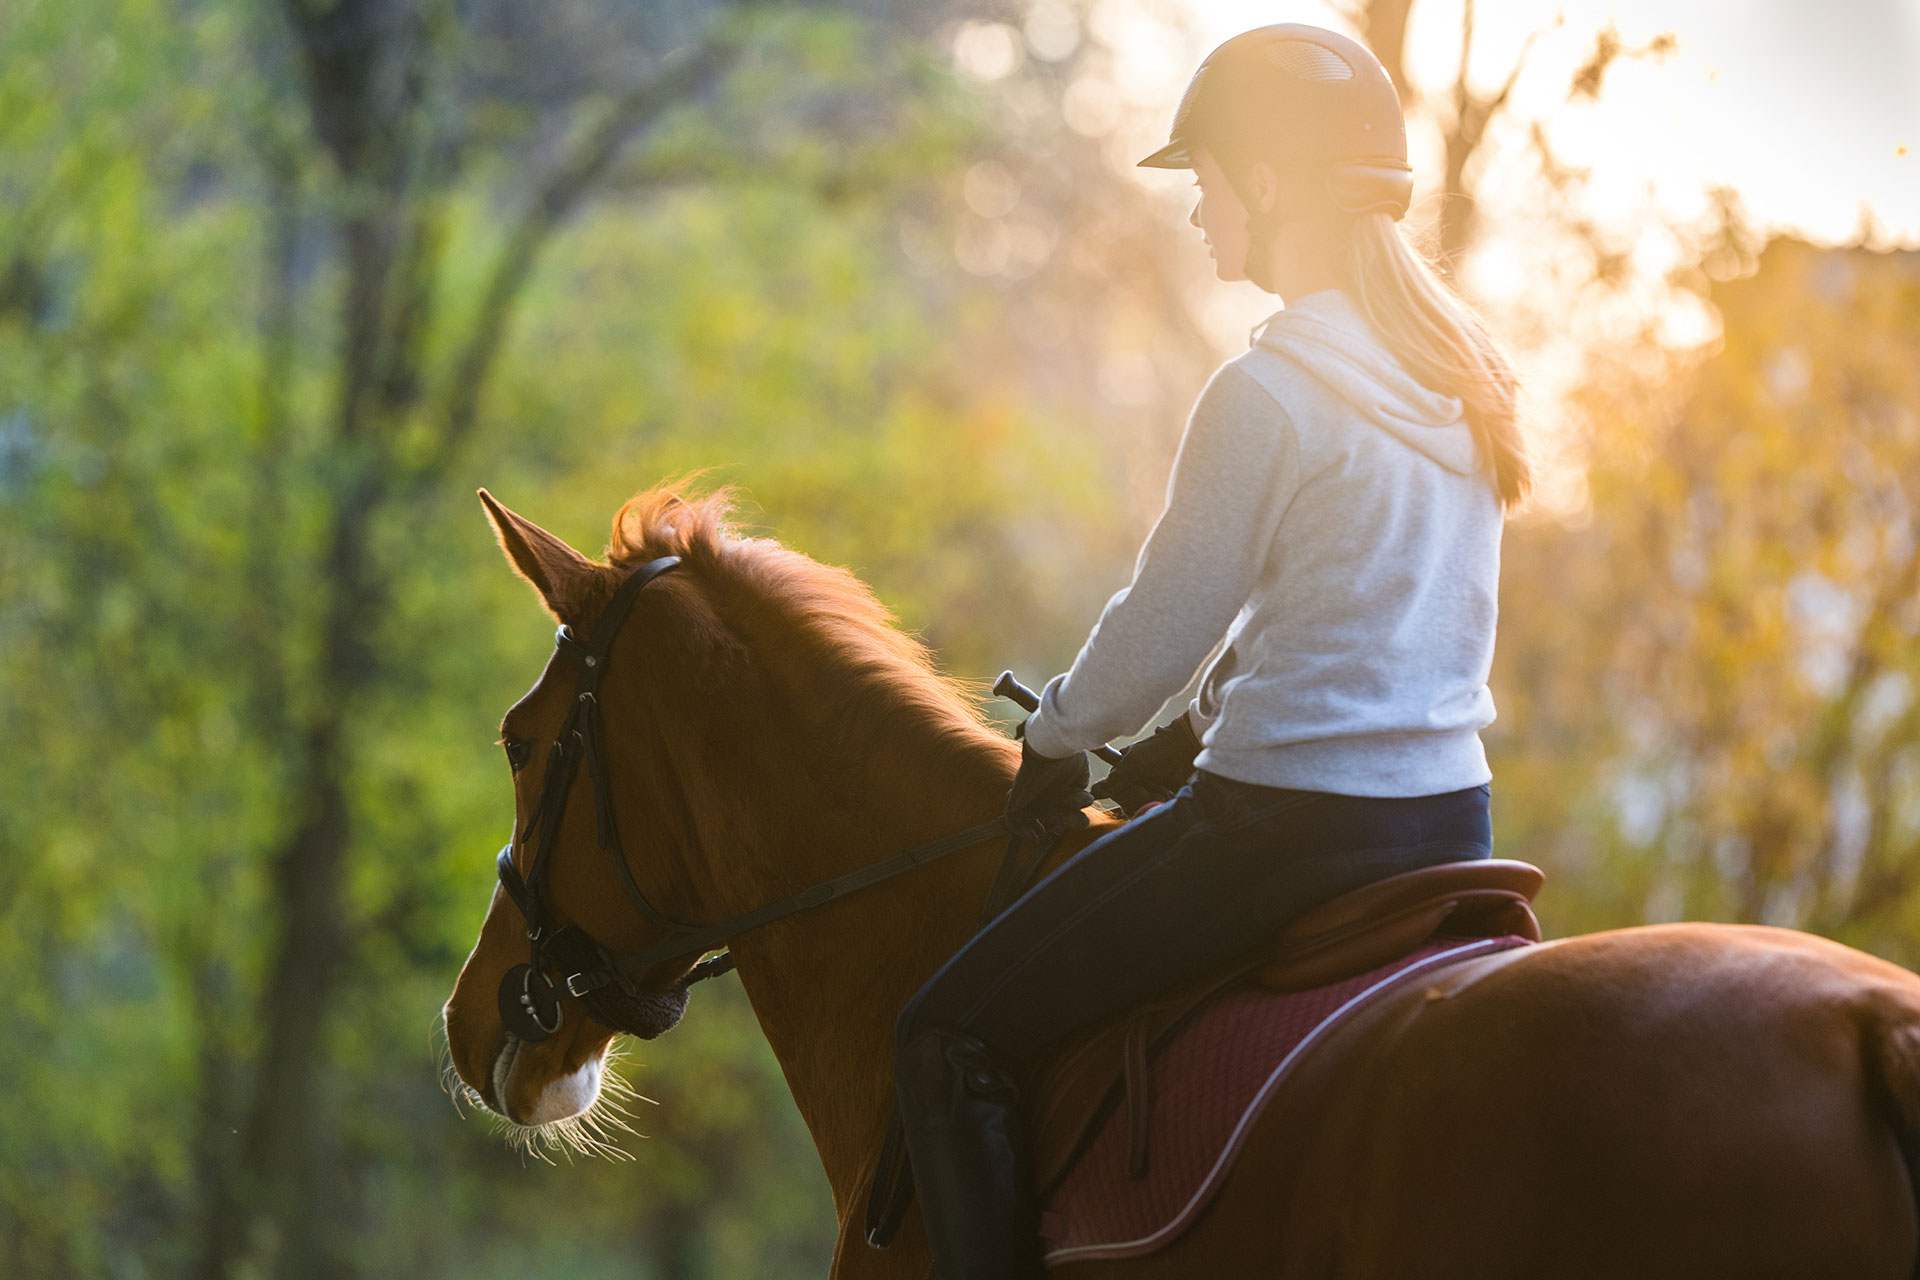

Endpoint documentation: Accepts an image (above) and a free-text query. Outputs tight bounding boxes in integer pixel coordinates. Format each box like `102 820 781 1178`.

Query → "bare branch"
1453 0 1476 116
416 19 753 485
1356 0 1416 105
1325 0 1369 36
1432 5 1573 267
1570 23 1676 102
1486 15 1560 119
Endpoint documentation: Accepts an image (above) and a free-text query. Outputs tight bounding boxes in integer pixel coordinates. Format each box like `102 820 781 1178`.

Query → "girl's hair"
1342 212 1532 507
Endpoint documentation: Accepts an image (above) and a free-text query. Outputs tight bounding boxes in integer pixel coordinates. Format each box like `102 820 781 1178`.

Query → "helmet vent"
1268 40 1353 82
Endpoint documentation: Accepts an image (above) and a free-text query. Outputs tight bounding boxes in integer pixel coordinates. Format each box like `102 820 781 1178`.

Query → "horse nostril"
489 1034 529 1123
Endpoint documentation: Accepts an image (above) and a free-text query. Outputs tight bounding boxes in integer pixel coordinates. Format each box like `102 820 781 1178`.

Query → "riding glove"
1091 712 1201 814
1005 738 1093 841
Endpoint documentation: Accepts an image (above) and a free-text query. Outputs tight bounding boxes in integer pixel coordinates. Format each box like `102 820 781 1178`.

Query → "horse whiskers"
438 1003 646 1160
482 1040 657 1163
595 1045 659 1116
433 1017 480 1118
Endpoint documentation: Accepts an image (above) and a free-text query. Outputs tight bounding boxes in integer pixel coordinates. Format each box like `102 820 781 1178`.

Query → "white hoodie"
1021 288 1501 797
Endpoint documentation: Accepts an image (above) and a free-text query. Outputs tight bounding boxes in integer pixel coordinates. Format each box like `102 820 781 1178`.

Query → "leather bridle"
492 556 1014 1045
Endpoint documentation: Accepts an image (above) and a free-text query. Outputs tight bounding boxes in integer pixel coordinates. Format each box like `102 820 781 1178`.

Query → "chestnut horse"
445 485 1920 1278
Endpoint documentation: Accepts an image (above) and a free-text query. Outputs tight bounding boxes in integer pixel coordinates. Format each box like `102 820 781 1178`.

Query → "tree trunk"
223 4 745 1270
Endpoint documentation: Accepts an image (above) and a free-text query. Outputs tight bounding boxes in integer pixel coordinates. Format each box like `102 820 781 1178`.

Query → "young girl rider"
886 23 1530 1280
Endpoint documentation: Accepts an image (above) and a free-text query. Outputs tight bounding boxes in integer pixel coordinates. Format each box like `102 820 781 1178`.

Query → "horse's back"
1062 923 1920 1278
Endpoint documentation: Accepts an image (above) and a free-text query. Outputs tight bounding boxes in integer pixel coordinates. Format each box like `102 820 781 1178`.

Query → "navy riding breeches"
895 772 1494 1073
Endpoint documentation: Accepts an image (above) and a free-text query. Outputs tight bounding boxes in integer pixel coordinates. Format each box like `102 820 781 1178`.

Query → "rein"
580 815 1015 989
492 556 1019 1045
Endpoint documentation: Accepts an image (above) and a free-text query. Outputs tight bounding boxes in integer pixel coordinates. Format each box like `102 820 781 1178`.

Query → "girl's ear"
1247 159 1282 216
479 489 598 622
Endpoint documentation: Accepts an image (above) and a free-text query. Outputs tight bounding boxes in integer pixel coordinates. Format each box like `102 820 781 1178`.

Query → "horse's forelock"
607 481 735 568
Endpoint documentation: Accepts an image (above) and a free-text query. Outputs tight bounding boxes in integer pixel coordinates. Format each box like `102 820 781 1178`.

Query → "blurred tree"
0 0 1216 1276
229 2 765 1272
7 0 1917 1274
1493 235 1920 953
1349 0 1672 268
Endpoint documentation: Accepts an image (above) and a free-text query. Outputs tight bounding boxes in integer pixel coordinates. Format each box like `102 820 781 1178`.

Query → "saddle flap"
1037 933 1539 1265
1029 980 1219 1192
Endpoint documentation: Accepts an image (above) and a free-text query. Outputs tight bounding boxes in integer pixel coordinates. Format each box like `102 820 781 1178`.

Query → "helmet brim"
1136 140 1195 169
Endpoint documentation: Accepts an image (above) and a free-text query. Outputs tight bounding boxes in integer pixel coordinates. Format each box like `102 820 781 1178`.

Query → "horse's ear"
479 489 596 622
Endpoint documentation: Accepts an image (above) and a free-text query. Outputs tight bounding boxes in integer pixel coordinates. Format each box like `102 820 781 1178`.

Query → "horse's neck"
724 725 1017 1212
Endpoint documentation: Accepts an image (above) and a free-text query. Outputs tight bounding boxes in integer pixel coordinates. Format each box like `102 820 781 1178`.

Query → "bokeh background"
3 0 1918 1275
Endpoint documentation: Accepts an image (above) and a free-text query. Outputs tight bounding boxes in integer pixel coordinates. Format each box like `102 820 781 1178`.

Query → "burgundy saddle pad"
1036 934 1534 1267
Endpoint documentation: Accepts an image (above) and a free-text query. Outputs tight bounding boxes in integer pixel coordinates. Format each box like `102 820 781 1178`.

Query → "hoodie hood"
1247 289 1478 476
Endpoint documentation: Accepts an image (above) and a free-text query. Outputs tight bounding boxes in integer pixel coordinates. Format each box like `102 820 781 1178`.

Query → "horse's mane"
601 483 998 756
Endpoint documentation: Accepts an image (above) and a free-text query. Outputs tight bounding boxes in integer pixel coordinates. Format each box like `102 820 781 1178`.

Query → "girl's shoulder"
1230 293 1480 478
1184 357 1303 462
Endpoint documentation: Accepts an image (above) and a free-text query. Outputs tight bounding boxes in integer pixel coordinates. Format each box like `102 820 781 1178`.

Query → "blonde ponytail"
1345 213 1531 507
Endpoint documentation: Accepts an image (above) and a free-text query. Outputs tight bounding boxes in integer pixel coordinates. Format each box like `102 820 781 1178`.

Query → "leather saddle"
1028 858 1545 1192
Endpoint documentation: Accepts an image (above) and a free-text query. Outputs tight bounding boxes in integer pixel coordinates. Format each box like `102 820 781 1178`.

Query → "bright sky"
945 0 1920 444
1002 0 1919 409
979 0 1914 503
1158 0 1920 247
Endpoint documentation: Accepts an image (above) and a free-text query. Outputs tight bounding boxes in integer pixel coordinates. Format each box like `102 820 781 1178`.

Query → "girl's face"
1190 149 1252 282
1190 149 1343 300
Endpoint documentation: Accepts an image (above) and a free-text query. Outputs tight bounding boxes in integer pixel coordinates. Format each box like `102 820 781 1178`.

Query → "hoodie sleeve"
1022 363 1300 758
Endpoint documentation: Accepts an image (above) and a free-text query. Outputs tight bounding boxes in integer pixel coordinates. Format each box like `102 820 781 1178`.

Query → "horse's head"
443 487 757 1136
445 482 1013 1154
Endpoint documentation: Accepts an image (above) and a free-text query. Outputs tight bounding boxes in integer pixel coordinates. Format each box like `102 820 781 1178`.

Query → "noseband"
493 556 1013 1045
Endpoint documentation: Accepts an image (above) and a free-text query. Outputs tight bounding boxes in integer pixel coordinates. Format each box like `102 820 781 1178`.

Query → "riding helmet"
1138 24 1413 220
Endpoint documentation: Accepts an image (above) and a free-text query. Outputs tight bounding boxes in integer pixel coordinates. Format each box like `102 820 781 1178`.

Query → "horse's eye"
503 739 531 774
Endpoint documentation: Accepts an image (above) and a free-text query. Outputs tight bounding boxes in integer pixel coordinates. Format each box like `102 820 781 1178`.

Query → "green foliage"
0 0 1143 1275
20 0 1914 1275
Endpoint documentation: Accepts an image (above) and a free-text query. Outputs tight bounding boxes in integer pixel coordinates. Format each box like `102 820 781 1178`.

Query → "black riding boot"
894 1028 1043 1280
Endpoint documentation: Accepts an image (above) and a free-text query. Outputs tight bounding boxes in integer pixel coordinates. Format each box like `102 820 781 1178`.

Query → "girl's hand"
1091 713 1201 815
1004 739 1093 841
